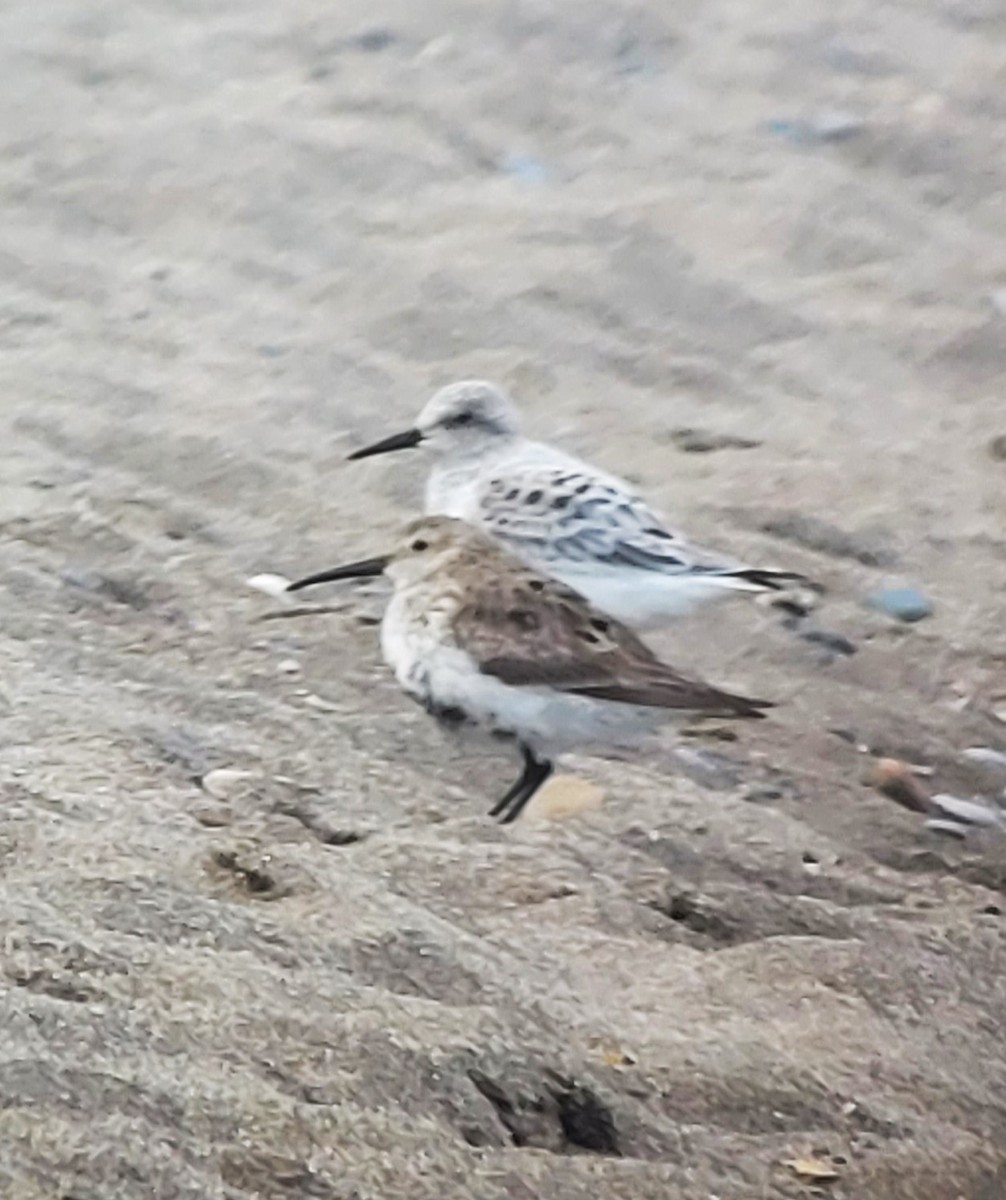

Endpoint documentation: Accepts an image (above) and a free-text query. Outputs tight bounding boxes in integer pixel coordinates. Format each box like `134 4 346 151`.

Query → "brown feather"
451 562 771 719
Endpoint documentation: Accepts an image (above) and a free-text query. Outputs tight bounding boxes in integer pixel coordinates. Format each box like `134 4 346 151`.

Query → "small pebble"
783 1156 840 1182
190 801 233 828
765 111 863 146
931 792 1003 828
201 768 257 800
277 659 301 675
866 758 931 814
811 110 864 141
962 747 1006 772
988 434 1006 461
829 728 859 746
303 693 343 713
667 427 760 454
866 586 933 623
350 27 397 52
499 153 549 185
925 818 970 839
743 783 785 803
799 627 858 657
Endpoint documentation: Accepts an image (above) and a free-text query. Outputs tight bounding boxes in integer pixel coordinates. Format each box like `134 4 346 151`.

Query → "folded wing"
476 462 805 591
451 568 772 719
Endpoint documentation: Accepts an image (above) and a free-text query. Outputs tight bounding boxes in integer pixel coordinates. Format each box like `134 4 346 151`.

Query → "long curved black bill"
347 427 423 461
287 556 388 592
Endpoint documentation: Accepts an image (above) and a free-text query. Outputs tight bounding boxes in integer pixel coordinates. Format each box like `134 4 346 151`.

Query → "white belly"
387 630 661 757
379 569 670 758
544 566 749 628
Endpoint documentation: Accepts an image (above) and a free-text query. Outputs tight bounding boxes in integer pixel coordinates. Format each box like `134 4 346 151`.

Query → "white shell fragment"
962 747 1006 772
931 792 1004 828
201 768 258 800
924 819 971 839
247 573 294 599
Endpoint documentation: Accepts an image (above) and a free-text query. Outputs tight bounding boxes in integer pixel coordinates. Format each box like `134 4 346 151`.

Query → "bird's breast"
425 462 482 518
380 589 459 701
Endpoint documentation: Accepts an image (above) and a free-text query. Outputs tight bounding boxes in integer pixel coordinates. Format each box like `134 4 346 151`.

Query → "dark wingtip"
723 693 775 719
737 568 819 592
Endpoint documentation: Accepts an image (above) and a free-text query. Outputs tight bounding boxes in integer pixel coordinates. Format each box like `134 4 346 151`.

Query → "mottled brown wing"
452 572 771 718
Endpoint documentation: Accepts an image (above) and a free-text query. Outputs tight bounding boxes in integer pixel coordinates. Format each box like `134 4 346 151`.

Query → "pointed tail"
728 567 814 593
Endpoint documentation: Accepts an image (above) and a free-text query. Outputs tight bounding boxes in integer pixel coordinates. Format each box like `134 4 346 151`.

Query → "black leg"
500 755 553 824
491 746 554 825
489 745 538 817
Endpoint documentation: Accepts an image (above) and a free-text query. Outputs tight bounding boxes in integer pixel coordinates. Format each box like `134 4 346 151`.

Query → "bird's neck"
426 438 521 514
448 432 519 466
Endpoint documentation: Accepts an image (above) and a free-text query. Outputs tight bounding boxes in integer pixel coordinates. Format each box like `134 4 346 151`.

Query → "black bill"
286 555 389 592
347 427 423 461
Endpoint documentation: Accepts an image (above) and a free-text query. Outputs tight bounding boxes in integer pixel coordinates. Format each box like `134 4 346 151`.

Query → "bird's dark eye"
411 539 429 552
447 411 474 428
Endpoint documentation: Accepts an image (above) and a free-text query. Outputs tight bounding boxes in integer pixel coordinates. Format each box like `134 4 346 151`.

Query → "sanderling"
346 380 807 629
287 516 772 824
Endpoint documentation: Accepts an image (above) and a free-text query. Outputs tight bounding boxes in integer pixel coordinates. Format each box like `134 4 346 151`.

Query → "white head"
347 380 520 463
416 380 520 452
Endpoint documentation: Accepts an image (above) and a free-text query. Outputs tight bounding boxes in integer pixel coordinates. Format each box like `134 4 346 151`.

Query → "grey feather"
476 463 796 586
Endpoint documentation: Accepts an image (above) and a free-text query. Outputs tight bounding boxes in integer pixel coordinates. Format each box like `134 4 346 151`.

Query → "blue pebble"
764 117 812 145
499 153 549 185
866 587 934 623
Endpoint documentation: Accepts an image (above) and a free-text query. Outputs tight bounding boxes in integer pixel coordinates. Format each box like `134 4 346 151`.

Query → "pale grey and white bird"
287 516 772 824
346 380 807 630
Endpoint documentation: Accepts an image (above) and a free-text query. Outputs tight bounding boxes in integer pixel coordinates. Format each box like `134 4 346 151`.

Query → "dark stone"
552 1083 620 1155
799 627 858 657
666 426 760 453
350 28 397 52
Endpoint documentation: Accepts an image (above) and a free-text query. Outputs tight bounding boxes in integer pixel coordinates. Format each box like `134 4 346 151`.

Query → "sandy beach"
1 0 1005 1195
